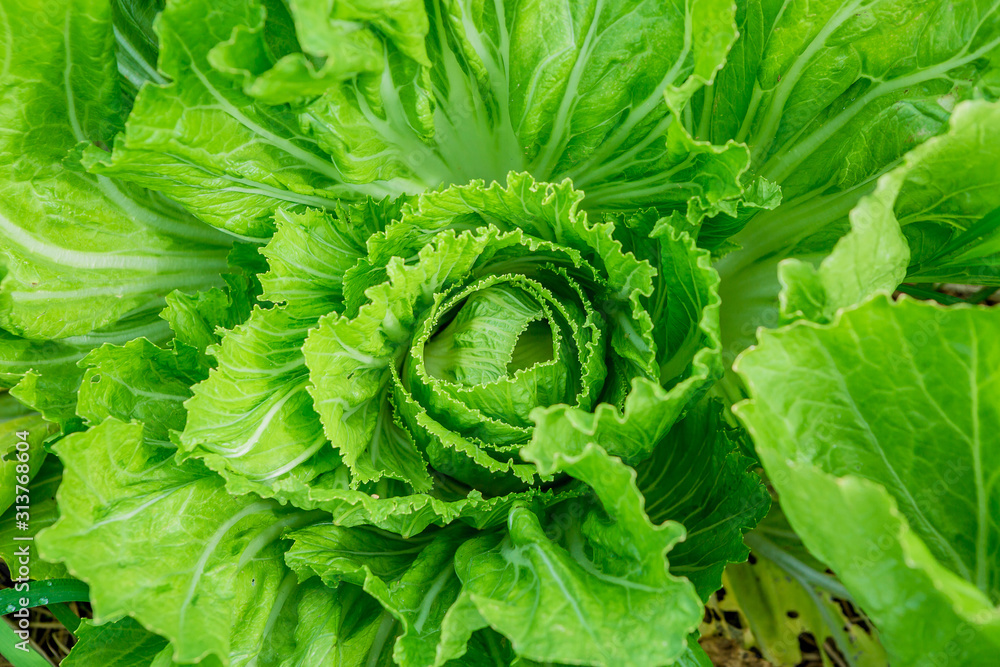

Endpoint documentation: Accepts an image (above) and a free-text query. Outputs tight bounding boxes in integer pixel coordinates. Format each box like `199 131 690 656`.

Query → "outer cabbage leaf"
84 0 381 237
112 0 167 102
260 201 402 318
178 201 398 499
284 456 707 667
880 99 1000 285
633 400 770 599
209 0 429 106
459 453 701 667
0 314 174 428
54 536 422 667
2 252 257 432
0 0 231 338
285 525 472 667
159 269 260 363
92 0 754 230
70 261 259 443
261 579 391 667
296 0 748 214
179 304 343 489
61 618 172 667
699 0 1000 201
735 295 1000 666
708 0 1000 365
779 99 1000 324
0 413 56 514
77 338 207 444
36 419 326 666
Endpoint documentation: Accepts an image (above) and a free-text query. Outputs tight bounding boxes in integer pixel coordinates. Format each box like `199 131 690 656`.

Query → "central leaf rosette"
138 173 767 667
301 173 720 496
403 273 605 489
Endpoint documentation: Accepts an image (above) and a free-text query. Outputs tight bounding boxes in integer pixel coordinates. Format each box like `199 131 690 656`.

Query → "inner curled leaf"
420 284 557 386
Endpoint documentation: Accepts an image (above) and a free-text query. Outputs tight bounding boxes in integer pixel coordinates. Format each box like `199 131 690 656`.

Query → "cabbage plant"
1 0 1000 666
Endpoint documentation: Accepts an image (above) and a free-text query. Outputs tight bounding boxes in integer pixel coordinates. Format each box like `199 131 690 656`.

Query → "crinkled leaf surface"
84 0 361 237
0 314 175 428
77 338 207 443
179 200 399 499
454 489 698 666
0 0 231 339
37 419 325 665
92 0 753 231
635 400 770 599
